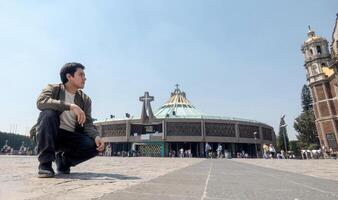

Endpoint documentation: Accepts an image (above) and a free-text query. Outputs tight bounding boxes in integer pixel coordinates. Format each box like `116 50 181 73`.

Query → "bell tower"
301 26 332 84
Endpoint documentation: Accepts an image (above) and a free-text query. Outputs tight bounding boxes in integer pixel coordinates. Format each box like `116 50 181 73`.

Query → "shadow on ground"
55 172 141 181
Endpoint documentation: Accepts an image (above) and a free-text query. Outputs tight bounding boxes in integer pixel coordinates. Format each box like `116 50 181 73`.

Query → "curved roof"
154 86 203 118
305 36 322 44
154 86 267 125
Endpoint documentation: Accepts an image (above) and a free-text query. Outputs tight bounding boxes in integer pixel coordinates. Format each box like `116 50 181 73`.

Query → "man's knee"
84 137 97 150
38 110 59 124
37 110 60 134
81 137 98 156
40 110 59 119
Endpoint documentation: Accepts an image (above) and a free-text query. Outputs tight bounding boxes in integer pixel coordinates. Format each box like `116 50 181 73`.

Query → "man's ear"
66 73 72 81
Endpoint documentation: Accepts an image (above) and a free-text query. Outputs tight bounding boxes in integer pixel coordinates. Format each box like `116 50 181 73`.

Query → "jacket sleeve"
37 84 71 112
83 98 99 139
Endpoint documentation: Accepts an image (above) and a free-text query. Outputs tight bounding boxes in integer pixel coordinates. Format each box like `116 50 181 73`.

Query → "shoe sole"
38 173 55 178
38 169 55 178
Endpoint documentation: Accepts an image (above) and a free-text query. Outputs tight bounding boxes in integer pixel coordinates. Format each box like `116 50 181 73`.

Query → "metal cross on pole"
139 92 154 111
139 92 155 122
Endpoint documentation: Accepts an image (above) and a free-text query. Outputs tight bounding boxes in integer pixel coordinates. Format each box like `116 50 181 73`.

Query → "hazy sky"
0 1 337 139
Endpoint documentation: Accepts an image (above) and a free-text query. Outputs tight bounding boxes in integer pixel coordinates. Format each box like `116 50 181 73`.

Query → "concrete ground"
234 159 338 181
1 156 338 200
99 159 338 200
0 156 202 200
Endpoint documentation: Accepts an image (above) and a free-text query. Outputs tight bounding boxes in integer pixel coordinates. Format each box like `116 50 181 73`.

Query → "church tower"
301 25 338 151
302 26 332 83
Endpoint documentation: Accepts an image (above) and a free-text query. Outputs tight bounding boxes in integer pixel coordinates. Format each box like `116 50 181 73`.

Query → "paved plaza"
1 156 338 200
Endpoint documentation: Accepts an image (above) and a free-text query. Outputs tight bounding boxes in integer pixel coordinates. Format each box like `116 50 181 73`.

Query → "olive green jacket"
30 84 99 141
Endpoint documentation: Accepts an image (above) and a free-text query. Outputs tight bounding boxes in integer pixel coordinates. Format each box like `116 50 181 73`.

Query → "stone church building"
301 14 338 151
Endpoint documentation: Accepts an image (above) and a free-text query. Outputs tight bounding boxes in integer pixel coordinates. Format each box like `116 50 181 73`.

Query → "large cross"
139 92 154 105
139 92 155 122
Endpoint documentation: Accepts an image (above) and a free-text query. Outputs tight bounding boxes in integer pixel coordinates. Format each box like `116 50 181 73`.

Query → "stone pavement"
0 155 202 200
99 159 338 200
234 159 338 181
1 156 338 200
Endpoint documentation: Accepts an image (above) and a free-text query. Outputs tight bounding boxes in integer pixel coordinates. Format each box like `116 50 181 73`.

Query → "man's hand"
70 104 86 126
95 136 105 152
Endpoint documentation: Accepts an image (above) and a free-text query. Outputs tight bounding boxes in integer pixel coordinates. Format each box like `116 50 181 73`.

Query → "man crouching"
33 62 104 178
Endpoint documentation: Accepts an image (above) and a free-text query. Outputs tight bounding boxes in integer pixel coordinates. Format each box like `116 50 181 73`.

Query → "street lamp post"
253 131 258 158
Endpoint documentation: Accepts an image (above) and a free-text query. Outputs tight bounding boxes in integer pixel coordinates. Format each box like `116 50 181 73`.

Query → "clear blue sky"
0 1 337 139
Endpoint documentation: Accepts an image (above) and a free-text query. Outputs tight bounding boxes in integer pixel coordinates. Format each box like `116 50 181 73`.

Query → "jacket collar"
60 83 81 101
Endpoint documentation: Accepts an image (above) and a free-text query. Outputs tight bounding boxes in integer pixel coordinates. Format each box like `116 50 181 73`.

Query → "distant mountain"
0 132 34 150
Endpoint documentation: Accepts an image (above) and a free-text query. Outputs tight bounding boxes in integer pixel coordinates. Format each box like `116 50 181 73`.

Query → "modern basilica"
94 85 276 158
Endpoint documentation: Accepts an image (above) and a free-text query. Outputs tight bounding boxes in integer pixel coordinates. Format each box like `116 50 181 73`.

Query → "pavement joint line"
201 160 213 200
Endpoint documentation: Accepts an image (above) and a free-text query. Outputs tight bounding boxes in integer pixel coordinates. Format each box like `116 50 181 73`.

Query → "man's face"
67 68 86 89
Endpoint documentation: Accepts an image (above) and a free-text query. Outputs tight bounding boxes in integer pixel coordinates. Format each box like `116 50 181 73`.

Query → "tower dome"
304 27 322 44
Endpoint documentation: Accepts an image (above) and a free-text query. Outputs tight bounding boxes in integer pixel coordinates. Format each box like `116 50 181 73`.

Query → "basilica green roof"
154 85 203 118
154 86 265 124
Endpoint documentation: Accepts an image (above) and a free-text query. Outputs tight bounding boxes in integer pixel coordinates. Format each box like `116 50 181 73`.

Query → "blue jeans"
36 110 98 166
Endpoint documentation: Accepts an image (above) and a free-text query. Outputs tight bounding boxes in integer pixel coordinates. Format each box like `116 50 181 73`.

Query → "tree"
289 140 301 157
293 84 320 150
277 115 289 151
301 84 313 112
294 110 319 149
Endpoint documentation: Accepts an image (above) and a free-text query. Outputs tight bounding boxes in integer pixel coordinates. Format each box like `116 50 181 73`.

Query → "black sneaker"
55 152 71 174
38 162 55 178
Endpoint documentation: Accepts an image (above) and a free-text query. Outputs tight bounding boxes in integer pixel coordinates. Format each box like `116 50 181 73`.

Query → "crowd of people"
263 144 276 159
168 148 193 158
0 141 12 154
1 141 35 155
98 142 338 159
205 143 232 159
301 146 337 159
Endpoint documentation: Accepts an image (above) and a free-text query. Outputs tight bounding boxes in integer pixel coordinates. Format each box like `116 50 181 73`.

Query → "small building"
94 85 276 158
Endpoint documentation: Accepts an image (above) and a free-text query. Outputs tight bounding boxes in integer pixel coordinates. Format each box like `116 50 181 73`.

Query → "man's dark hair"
60 62 85 84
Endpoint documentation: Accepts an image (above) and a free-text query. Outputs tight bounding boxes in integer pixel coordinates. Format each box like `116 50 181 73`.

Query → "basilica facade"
301 14 338 152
